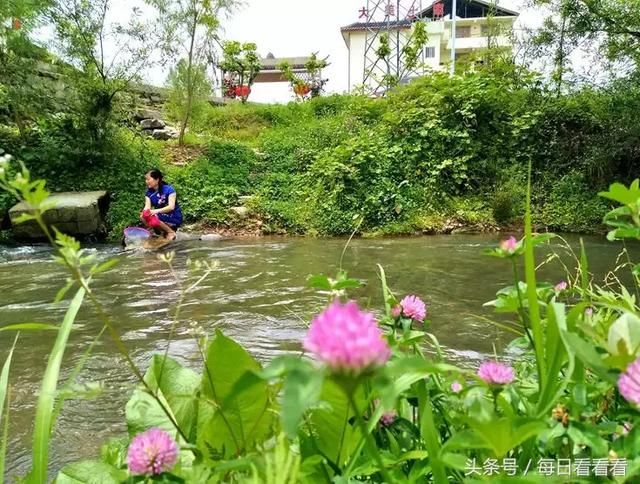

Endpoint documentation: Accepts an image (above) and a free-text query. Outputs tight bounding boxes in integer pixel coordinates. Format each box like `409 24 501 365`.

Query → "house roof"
420 0 519 18
260 56 312 71
340 19 414 33
340 0 519 41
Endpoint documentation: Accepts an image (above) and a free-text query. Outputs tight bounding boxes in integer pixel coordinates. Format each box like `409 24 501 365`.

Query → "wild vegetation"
2 152 640 482
2 0 640 481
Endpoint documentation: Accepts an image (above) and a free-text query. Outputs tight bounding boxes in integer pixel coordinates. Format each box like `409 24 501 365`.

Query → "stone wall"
9 191 110 240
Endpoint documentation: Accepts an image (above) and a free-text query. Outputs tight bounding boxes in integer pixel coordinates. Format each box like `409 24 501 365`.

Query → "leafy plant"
219 41 261 104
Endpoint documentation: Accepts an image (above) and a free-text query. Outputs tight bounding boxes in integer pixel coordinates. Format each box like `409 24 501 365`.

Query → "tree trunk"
555 7 567 97
179 7 199 146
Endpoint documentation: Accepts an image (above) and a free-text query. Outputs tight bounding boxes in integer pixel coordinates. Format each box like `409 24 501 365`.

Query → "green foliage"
536 172 608 233
170 140 256 223
1 124 161 237
0 334 18 479
220 41 261 103
167 59 211 130
278 52 328 100
493 168 527 224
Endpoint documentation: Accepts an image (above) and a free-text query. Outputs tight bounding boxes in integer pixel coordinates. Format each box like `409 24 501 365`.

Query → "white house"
341 0 519 92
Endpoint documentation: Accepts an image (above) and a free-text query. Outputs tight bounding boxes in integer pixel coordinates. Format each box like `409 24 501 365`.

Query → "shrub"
492 168 527 224
170 140 257 223
536 172 609 233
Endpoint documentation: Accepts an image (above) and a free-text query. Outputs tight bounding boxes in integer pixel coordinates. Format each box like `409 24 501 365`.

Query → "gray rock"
152 127 178 140
134 108 162 121
230 206 249 218
9 191 109 240
140 118 166 130
200 233 223 241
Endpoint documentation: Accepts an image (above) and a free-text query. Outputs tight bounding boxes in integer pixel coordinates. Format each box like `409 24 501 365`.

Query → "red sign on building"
385 2 396 17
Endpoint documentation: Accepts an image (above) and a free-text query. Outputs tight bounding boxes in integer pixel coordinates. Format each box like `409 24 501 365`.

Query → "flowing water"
0 234 636 479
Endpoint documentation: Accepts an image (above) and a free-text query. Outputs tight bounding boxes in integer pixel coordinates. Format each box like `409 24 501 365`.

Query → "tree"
532 0 640 83
278 53 328 101
219 41 261 104
167 58 210 132
148 0 238 145
1 0 56 136
373 20 428 93
46 0 160 143
529 0 589 94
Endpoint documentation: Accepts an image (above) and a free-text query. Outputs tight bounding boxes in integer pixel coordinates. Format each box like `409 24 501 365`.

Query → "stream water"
0 234 635 478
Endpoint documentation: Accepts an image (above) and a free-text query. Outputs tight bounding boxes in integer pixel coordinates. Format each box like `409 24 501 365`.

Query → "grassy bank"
3 70 631 239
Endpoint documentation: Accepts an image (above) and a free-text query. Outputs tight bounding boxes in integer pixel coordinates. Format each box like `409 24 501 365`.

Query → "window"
425 46 436 58
455 26 471 38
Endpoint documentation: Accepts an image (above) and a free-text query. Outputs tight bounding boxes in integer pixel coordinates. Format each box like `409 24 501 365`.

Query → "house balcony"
445 35 511 51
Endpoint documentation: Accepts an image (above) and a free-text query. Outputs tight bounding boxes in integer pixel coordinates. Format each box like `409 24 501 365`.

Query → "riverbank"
2 72 623 239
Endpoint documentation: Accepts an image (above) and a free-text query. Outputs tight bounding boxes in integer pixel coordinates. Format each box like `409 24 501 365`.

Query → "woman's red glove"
141 209 161 228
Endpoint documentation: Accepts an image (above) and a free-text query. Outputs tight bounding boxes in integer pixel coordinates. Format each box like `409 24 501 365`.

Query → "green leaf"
606 312 640 361
377 264 394 315
562 332 615 382
0 334 18 479
376 356 462 410
466 417 547 458
281 362 323 438
90 258 119 275
11 212 36 224
0 323 59 332
439 452 469 471
332 279 362 290
126 355 200 442
607 227 640 241
54 279 75 303
307 274 332 290
523 160 546 392
441 429 491 452
417 380 447 484
567 422 608 456
307 378 363 468
197 330 274 459
599 180 640 206
31 287 86 483
57 381 104 401
100 437 129 469
536 301 574 416
56 460 127 483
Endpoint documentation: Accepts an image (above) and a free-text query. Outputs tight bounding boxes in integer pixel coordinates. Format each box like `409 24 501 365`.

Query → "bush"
1 121 162 238
492 168 527 224
170 140 257 223
252 172 308 234
536 172 609 233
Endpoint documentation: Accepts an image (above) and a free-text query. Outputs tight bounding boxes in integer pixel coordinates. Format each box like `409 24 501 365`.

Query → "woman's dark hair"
146 169 165 187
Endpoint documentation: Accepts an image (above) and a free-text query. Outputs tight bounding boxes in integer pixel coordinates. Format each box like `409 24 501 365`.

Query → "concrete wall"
9 191 110 240
345 16 517 87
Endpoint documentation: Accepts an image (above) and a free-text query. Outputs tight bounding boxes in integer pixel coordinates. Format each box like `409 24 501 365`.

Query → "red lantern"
12 18 22 30
235 85 250 98
293 84 311 97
